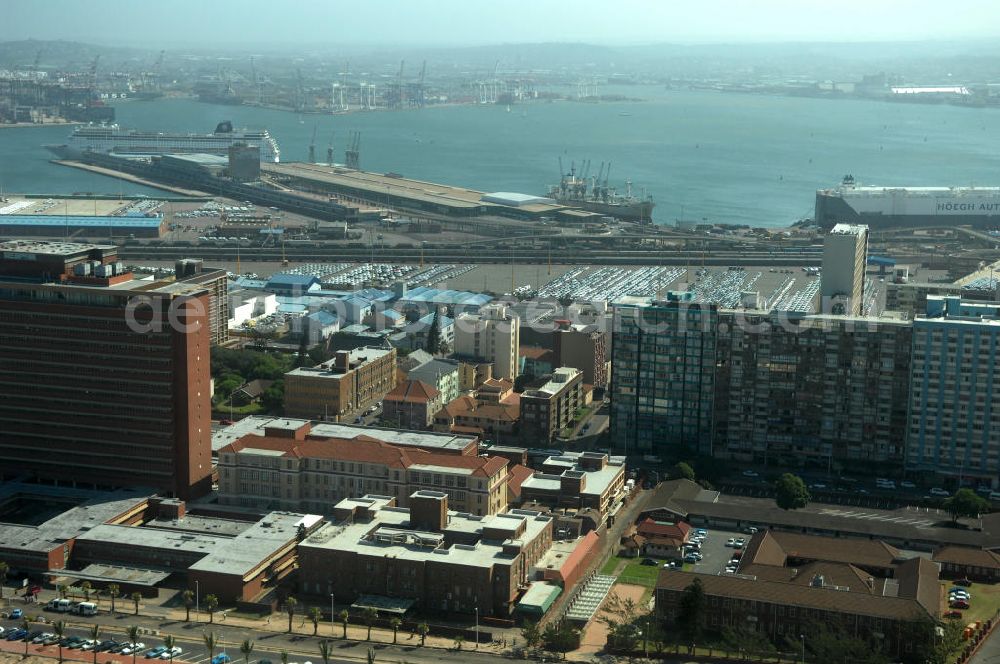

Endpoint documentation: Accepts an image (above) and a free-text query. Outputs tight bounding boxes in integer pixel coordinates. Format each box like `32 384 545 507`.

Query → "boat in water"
547 160 654 223
44 120 281 163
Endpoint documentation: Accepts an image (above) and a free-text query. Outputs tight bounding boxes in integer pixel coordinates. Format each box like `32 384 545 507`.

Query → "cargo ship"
547 161 654 223
44 121 280 163
815 175 1000 229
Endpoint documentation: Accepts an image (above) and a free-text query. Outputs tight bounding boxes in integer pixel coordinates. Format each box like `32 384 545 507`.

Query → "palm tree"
163 635 176 664
0 560 8 599
318 640 332 664
58 584 68 599
21 618 30 656
131 591 142 615
126 625 141 664
80 581 93 601
337 609 350 639
453 635 464 651
389 618 402 644
309 607 322 635
362 607 378 641
285 596 298 633
239 638 254 664
52 620 66 663
279 652 288 664
205 594 219 624
181 589 194 621
416 623 429 647
107 583 120 613
203 631 218 663
89 624 101 664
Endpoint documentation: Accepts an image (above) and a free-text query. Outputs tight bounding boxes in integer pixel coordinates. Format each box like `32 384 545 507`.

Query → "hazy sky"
7 0 1000 46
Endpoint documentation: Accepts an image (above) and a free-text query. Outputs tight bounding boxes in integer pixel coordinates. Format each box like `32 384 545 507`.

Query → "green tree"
279 652 288 664
239 638 254 664
521 620 541 650
126 625 141 664
425 310 441 354
205 594 219 624
453 634 464 651
774 472 811 511
318 640 332 664
162 635 176 664
362 606 378 640
0 560 7 599
131 591 142 615
58 584 68 599
309 606 322 635
80 581 93 601
337 609 350 639
202 632 217 663
285 596 298 633
261 380 285 413
416 622 429 646
922 619 964 664
598 593 643 653
541 621 580 660
389 618 402 644
722 626 776 661
672 461 696 481
107 583 120 613
53 619 66 664
943 488 990 523
677 578 706 642
181 589 194 622
795 623 888 664
89 624 101 664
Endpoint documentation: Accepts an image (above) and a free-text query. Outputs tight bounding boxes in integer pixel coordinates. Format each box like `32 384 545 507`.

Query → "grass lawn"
212 401 264 417
943 580 1000 625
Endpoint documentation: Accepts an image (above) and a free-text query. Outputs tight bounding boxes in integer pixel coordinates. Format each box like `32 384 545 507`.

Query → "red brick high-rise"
0 241 215 498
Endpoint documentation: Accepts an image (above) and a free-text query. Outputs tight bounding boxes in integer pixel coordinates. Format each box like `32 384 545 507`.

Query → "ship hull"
555 197 655 222
816 189 1000 229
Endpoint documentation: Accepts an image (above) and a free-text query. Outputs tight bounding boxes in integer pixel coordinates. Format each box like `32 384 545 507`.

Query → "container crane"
308 124 317 163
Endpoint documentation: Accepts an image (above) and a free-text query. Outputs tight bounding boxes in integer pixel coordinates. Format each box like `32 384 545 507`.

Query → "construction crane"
389 59 405 108
308 124 317 163
326 132 335 164
295 67 305 112
345 131 360 170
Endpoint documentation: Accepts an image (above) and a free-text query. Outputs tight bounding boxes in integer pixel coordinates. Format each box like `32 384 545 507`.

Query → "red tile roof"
220 432 507 478
637 517 691 540
384 379 439 403
506 464 535 497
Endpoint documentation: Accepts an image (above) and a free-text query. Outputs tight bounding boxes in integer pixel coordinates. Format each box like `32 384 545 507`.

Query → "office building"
520 367 585 443
297 492 554 617
0 241 214 498
284 346 397 421
906 296 1000 484
518 451 626 516
821 223 869 315
454 304 520 380
610 296 719 455
217 420 510 515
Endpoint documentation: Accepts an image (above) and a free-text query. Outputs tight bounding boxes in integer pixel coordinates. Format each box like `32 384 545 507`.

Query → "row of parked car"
0 629 182 659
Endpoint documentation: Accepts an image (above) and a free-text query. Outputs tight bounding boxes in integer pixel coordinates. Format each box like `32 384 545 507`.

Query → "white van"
55 599 72 612
75 602 98 616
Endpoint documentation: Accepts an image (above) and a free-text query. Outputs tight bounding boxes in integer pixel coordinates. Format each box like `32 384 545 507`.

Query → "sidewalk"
0 639 192 664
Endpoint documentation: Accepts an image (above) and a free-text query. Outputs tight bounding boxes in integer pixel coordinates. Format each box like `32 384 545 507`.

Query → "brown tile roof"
435 396 519 422
637 517 691 540
743 530 902 570
221 433 508 478
519 346 553 361
656 570 935 622
384 379 439 403
506 464 535 497
933 546 1000 570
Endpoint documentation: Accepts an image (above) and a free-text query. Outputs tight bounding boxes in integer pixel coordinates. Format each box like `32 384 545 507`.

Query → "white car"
80 641 98 651
930 488 950 497
726 538 736 547
900 481 916 489
160 647 183 660
33 633 54 644
120 643 146 655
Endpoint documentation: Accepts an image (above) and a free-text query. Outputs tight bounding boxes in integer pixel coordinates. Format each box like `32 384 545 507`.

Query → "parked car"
9 609 22 620
120 643 146 655
930 488 950 497
950 599 971 610
211 654 232 664
95 641 119 652
900 481 916 489
640 558 658 566
6 629 27 641
944 610 964 619
160 647 183 660
954 578 973 587
726 538 736 547
684 552 703 563
32 633 54 644
744 526 758 534
145 647 168 658
694 529 708 536
80 640 98 651
742 470 759 478
0 627 4 637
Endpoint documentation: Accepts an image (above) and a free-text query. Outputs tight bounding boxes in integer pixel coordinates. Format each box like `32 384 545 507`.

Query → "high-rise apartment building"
520 367 584 443
610 296 718 455
906 296 1000 484
821 223 869 315
554 322 609 389
0 241 214 498
454 304 520 380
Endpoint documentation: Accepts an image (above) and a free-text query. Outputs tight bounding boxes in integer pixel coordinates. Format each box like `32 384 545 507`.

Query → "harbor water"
1 87 999 227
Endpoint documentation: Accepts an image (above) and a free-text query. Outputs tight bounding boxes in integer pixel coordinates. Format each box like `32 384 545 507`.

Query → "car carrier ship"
815 175 1000 228
547 159 655 223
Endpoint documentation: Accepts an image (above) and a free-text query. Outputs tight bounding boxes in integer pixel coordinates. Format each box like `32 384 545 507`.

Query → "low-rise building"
520 367 584 443
932 546 1000 583
434 393 520 440
217 421 510 516
519 451 626 517
407 358 460 405
284 346 397 421
297 491 554 617
381 379 442 430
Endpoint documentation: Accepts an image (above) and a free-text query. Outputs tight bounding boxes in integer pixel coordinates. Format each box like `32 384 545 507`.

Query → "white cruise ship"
45 120 280 163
